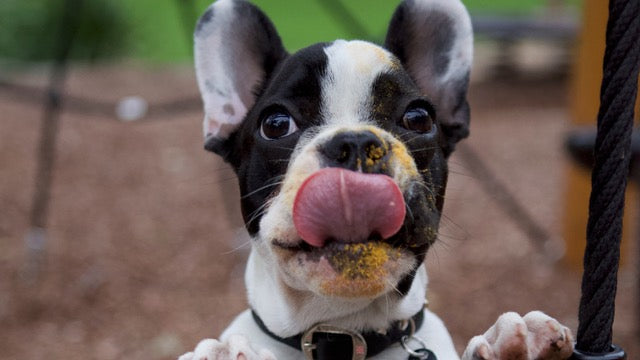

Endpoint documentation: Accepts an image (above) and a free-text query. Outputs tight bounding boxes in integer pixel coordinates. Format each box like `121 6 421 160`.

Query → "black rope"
575 0 639 355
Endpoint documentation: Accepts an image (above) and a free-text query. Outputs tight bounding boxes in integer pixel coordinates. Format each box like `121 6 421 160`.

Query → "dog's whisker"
412 181 437 198
273 146 296 151
434 235 456 250
240 178 285 199
439 213 465 231
426 244 443 269
414 181 436 195
404 203 415 222
410 146 438 153
437 214 470 241
446 169 476 178
445 159 467 168
268 159 292 164
385 278 404 297
246 208 267 228
245 210 267 228
397 133 425 143
384 293 389 319
437 229 469 243
438 233 469 243
241 183 282 200
221 239 253 255
245 201 271 227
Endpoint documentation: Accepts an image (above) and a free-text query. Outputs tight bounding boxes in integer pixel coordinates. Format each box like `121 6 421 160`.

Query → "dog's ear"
194 0 287 155
385 0 473 156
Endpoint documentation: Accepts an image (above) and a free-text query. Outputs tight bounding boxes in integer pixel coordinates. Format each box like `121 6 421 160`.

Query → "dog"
180 0 575 359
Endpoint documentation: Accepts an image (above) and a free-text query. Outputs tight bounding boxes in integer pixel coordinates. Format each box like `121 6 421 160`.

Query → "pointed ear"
194 0 287 149
385 0 473 156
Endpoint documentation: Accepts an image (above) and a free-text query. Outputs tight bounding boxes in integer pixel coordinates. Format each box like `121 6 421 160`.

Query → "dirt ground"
0 62 638 359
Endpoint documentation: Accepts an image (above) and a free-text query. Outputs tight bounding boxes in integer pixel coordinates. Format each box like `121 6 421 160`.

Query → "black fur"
230 44 329 235
384 0 470 157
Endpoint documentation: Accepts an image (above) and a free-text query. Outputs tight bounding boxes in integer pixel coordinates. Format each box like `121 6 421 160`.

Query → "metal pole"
23 0 83 284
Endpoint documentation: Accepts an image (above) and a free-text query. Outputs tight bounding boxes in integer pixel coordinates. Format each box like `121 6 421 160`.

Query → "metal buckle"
399 317 416 337
401 335 432 359
301 323 367 360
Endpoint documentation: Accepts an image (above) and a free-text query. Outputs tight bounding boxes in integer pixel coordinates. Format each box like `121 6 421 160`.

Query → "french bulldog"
180 0 574 359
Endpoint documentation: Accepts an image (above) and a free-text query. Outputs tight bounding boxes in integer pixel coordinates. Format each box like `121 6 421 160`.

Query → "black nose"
320 131 389 173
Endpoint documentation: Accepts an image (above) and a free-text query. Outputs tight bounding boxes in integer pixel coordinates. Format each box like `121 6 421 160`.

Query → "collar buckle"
301 323 367 360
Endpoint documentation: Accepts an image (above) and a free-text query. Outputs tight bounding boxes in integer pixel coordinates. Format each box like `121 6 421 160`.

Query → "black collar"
251 309 425 360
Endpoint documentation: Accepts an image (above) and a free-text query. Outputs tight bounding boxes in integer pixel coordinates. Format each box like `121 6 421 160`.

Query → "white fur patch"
321 40 396 126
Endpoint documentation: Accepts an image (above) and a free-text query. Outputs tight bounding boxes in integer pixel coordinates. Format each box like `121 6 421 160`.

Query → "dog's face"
195 0 472 299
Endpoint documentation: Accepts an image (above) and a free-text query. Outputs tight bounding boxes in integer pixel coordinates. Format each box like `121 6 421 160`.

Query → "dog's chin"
271 238 417 299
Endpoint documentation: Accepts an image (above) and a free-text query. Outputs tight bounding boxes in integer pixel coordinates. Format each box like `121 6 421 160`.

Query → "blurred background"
0 0 638 359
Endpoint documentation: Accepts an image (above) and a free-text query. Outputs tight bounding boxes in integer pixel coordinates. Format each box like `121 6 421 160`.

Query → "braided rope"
576 0 639 353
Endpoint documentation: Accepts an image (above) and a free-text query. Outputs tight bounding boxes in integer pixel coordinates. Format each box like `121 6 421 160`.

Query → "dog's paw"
178 335 276 360
461 311 574 360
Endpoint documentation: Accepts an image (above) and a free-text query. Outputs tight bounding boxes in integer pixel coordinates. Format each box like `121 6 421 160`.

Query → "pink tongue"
293 168 406 248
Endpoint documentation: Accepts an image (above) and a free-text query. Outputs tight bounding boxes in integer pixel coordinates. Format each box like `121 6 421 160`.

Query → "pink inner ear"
202 91 248 139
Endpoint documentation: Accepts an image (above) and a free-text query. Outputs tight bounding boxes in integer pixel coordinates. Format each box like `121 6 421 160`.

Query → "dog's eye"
402 108 433 133
260 112 298 140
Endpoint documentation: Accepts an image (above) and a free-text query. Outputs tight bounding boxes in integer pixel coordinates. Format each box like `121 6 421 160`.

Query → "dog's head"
195 0 472 300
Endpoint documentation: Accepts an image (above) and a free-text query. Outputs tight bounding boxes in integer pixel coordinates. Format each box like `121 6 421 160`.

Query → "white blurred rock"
116 96 148 121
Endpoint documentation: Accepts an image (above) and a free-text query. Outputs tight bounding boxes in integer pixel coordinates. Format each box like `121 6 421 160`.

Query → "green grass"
121 0 400 61
119 0 194 62
125 0 582 62
0 0 582 64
